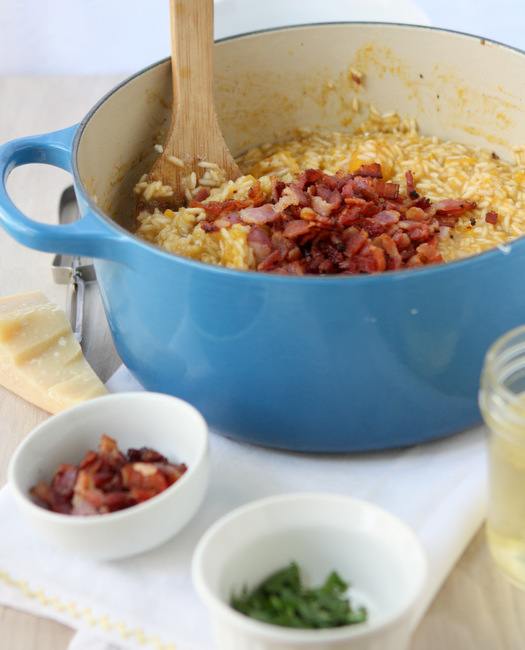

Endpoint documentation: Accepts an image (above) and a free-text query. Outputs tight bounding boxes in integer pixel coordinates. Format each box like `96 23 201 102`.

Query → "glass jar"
479 324 525 589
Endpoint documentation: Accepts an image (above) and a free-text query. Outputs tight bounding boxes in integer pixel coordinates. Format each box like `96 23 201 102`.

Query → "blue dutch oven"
1 23 525 452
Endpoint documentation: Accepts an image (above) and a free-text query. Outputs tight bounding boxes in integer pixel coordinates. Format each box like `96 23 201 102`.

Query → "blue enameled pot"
1 23 525 451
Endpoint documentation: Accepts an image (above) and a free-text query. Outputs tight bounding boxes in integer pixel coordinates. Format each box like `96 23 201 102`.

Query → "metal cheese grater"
51 186 96 344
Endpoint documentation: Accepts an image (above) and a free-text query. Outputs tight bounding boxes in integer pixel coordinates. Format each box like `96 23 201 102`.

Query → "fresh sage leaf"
230 562 368 629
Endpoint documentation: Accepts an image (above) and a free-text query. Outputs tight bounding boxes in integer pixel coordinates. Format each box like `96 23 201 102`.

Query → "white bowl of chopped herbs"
192 493 427 650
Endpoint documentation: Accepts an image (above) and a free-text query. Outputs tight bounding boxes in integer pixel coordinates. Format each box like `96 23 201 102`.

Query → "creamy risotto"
133 109 525 273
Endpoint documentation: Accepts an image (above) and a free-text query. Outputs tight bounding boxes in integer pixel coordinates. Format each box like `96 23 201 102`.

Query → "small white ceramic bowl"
192 493 427 650
8 391 209 560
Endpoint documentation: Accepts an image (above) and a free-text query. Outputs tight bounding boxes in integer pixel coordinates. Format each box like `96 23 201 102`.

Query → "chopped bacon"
486 211 499 224
157 462 188 486
405 206 427 222
309 196 332 218
344 228 368 256
201 211 244 232
433 198 477 215
374 180 400 200
257 249 281 270
438 225 452 240
296 168 328 189
29 435 187 516
99 433 127 465
215 212 243 229
248 180 265 206
122 463 169 494
247 227 273 264
201 220 219 233
352 175 378 198
283 219 313 238
193 187 211 202
50 463 78 498
29 464 79 515
415 241 443 264
405 170 419 199
362 209 400 236
127 447 168 463
377 233 403 270
355 162 382 178
240 203 280 224
190 197 252 217
274 185 311 212
271 231 298 258
271 176 285 202
194 162 481 275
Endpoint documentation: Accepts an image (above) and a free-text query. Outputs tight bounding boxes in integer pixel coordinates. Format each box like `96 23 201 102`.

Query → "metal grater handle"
52 186 96 344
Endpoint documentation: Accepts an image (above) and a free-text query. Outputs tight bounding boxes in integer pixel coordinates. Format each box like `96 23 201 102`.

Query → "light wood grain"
0 606 74 649
2 74 525 650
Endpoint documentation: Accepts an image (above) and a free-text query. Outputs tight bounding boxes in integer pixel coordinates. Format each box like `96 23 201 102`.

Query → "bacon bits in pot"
192 164 476 274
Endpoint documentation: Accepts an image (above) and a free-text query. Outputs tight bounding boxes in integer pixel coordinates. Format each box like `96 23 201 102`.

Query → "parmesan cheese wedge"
0 291 108 413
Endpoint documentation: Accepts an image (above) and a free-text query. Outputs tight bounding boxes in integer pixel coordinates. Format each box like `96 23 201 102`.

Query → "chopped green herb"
230 562 367 629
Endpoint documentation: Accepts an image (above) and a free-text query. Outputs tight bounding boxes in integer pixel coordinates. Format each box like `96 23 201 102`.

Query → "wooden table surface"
1 74 525 650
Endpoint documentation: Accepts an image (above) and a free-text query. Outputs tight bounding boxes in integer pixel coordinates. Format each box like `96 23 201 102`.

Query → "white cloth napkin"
0 364 487 650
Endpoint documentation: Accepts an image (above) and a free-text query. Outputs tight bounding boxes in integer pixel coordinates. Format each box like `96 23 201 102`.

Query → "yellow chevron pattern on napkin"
0 569 177 649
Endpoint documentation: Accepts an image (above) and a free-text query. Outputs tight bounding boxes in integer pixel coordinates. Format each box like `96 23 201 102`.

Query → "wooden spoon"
144 0 241 209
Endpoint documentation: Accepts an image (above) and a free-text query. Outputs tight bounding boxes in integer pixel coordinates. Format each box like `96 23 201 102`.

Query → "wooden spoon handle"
170 0 218 158
141 0 240 208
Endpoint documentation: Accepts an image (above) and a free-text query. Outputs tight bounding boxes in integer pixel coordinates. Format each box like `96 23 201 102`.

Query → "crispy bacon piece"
193 187 211 202
247 227 273 264
29 435 187 516
190 197 252 217
275 185 311 212
405 170 419 199
433 198 477 215
355 162 383 178
127 447 168 463
248 180 265 206
374 180 400 200
283 219 313 238
215 212 243 229
486 211 499 224
122 463 169 493
240 204 280 224
201 220 219 233
30 463 79 514
258 248 283 271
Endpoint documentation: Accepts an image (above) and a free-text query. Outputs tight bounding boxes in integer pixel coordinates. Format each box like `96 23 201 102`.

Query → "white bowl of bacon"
7 391 209 560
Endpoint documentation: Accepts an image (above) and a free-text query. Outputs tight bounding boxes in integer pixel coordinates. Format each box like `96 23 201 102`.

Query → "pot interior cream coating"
76 23 525 233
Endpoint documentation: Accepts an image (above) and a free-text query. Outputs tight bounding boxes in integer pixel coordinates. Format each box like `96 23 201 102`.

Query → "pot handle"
0 125 131 263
